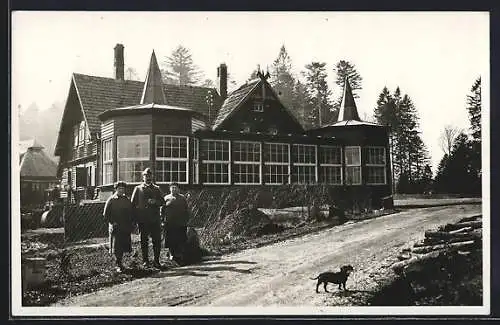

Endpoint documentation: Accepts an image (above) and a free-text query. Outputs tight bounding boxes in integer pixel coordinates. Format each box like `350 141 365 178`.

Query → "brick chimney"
216 63 227 99
114 44 124 80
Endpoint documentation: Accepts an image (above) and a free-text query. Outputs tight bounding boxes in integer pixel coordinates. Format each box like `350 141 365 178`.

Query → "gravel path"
54 204 481 307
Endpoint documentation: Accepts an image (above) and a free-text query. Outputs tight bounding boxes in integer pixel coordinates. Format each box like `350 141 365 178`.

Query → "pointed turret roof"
337 77 360 122
140 50 167 105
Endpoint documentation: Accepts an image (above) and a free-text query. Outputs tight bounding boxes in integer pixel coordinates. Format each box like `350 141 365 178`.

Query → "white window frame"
102 138 113 185
253 102 264 112
264 142 290 185
73 125 79 148
292 144 317 184
78 120 86 147
201 139 231 185
233 141 261 185
344 146 362 185
366 146 387 185
319 145 343 185
117 135 150 184
155 135 189 185
192 138 199 184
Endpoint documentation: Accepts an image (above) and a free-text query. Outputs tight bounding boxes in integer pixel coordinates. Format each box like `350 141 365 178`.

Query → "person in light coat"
162 182 189 261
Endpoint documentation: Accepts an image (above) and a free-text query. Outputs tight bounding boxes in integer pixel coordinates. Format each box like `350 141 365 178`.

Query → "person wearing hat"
103 181 135 273
130 167 165 268
162 182 190 262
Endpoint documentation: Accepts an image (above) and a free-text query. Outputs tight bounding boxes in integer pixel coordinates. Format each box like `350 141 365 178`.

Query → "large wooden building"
55 44 392 206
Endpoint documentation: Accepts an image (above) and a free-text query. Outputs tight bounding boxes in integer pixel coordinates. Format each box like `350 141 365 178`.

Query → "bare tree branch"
439 125 461 155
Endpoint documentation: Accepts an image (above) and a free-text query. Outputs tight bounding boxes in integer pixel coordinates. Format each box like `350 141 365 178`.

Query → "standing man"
131 168 165 268
163 182 190 262
103 181 135 273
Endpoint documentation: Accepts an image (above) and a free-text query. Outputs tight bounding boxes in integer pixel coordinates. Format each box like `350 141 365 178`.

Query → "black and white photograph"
10 11 489 316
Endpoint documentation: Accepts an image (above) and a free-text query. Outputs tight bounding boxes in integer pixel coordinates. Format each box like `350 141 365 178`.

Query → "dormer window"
269 127 278 135
253 102 264 112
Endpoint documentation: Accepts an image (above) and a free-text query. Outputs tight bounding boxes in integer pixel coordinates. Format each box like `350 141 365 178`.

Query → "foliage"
439 125 462 156
433 77 482 196
161 45 202 86
125 67 140 81
270 45 300 122
373 87 431 193
302 62 334 129
433 133 481 195
466 77 481 142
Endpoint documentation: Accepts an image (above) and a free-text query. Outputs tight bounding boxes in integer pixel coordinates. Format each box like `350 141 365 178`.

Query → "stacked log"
392 215 482 275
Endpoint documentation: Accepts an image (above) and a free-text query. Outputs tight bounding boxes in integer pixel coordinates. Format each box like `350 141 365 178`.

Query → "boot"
141 241 150 266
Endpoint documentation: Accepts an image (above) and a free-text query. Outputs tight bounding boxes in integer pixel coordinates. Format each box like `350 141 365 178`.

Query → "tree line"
19 44 481 197
433 77 481 196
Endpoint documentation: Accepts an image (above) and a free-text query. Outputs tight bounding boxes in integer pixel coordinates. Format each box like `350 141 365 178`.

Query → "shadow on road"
151 269 210 278
177 265 257 274
200 259 258 266
330 289 373 297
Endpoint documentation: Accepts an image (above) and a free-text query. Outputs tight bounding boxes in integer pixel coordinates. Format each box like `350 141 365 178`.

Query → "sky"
11 11 489 173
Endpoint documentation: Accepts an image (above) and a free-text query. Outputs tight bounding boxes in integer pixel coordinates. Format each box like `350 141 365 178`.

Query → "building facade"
55 44 392 207
20 139 59 207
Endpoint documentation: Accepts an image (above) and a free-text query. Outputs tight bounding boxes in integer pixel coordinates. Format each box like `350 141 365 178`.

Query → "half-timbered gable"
212 73 304 135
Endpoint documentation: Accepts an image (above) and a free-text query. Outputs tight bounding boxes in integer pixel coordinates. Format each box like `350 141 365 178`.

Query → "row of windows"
102 135 387 186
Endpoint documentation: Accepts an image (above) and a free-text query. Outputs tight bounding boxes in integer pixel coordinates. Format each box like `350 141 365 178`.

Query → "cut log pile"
392 215 482 275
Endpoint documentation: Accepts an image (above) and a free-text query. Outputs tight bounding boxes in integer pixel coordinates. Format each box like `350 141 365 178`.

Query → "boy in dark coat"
103 181 135 273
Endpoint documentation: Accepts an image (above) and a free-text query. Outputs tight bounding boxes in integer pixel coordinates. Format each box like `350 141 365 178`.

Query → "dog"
310 265 354 293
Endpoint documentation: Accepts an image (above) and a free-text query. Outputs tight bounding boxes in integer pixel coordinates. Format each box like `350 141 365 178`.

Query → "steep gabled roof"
20 140 58 179
71 74 220 134
140 51 167 104
337 77 361 122
211 79 260 130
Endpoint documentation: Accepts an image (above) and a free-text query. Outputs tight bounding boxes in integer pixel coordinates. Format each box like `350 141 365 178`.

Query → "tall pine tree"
332 60 363 121
270 45 299 121
467 77 481 142
373 87 430 193
162 45 202 86
302 62 333 129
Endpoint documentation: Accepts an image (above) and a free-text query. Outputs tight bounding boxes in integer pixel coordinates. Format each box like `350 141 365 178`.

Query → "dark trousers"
139 222 162 263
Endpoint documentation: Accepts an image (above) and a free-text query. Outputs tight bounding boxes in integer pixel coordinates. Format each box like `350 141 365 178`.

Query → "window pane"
155 160 188 183
203 162 230 184
367 166 386 184
103 163 113 184
345 147 360 165
320 146 341 164
264 143 289 163
293 144 316 164
118 161 149 182
234 163 260 184
345 166 361 185
320 166 342 184
118 135 150 159
202 140 230 161
367 147 386 165
264 164 289 184
292 165 316 184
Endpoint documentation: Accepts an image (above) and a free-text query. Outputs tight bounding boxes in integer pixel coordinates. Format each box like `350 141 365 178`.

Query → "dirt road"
55 204 481 307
